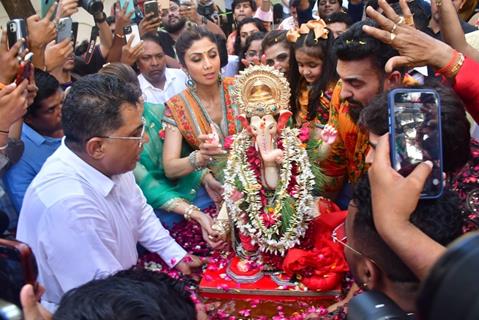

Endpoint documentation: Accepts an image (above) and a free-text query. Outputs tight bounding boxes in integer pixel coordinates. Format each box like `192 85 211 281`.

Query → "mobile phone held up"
120 0 137 21
144 0 160 19
124 24 141 47
0 239 38 307
56 17 73 43
6 19 28 53
388 88 444 199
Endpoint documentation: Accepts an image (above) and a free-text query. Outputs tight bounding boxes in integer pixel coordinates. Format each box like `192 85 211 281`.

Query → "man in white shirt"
137 33 186 104
17 74 201 311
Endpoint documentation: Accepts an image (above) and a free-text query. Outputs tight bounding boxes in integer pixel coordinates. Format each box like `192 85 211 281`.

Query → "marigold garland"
224 127 316 255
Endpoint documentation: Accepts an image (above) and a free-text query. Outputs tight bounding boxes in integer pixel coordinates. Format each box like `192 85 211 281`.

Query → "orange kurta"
319 81 370 198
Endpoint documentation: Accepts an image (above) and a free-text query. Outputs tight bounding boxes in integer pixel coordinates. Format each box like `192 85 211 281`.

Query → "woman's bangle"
437 50 465 79
0 143 8 151
184 204 200 220
115 33 125 39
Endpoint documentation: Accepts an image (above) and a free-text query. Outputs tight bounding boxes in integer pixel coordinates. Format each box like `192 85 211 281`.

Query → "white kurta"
17 142 186 311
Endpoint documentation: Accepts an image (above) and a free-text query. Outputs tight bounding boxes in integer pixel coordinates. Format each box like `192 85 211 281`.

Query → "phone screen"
389 89 443 199
0 241 37 306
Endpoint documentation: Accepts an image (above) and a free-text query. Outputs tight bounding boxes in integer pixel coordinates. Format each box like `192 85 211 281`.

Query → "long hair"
288 27 338 122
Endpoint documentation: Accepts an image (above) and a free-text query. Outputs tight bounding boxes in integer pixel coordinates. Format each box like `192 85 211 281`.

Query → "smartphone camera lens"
8 23 16 33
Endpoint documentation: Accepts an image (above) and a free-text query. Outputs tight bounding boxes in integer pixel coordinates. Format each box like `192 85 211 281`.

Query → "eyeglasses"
332 222 371 259
95 117 147 148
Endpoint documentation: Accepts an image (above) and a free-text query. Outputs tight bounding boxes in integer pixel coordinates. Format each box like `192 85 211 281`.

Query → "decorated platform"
199 258 341 301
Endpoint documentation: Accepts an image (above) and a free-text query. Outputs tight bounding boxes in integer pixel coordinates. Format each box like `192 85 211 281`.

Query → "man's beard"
163 18 186 34
346 99 365 124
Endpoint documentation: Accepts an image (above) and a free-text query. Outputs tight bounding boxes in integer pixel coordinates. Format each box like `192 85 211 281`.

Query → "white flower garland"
224 128 316 256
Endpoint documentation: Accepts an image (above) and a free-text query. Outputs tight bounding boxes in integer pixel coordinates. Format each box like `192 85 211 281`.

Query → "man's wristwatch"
94 12 107 24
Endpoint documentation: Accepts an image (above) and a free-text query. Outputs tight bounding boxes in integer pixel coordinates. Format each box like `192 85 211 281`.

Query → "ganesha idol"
212 65 348 291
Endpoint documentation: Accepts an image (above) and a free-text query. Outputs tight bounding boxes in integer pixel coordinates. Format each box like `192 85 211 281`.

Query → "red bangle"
437 50 459 75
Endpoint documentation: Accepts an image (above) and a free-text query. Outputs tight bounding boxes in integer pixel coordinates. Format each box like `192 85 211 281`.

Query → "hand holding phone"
388 88 443 199
0 29 23 84
124 24 141 48
16 52 34 85
56 17 73 43
144 0 160 19
7 19 28 53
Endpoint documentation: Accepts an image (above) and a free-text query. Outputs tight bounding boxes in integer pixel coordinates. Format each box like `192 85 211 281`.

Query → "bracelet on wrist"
115 33 126 39
184 204 200 220
437 50 465 79
0 143 8 151
188 150 206 171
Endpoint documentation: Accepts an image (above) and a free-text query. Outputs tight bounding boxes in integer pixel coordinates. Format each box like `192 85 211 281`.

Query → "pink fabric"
255 8 273 22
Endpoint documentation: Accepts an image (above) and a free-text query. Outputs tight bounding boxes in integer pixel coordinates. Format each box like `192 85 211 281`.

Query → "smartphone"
388 88 444 199
0 239 38 307
72 22 79 49
6 19 28 53
120 0 137 20
40 0 56 18
124 24 141 47
16 52 34 85
144 0 160 18
56 17 73 43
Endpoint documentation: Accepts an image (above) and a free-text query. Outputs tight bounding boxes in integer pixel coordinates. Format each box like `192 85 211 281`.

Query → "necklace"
190 83 228 141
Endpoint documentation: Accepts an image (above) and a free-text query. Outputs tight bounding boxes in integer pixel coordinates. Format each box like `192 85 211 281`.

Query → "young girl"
287 19 337 132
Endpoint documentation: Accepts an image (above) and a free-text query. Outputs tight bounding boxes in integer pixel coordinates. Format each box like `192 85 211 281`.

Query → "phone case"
144 1 160 18
41 0 56 18
6 19 28 52
124 24 141 47
56 17 73 43
388 88 444 199
0 238 38 288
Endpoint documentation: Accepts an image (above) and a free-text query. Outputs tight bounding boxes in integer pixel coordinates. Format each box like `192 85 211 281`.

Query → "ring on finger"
389 32 397 43
390 23 398 33
404 15 414 26
396 16 405 25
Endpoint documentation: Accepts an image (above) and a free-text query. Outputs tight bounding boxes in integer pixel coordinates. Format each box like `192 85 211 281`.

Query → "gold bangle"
435 0 442 7
184 204 200 220
449 53 465 78
115 33 125 39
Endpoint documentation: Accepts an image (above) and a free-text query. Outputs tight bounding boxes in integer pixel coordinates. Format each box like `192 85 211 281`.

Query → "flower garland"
224 127 316 256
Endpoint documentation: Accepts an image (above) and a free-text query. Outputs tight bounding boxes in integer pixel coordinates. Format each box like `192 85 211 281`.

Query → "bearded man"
319 19 402 202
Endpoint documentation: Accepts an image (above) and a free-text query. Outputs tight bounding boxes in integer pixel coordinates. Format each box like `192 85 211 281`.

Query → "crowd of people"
1 0 479 318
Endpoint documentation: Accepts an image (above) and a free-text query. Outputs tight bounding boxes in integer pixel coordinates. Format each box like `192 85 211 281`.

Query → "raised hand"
0 31 23 84
139 13 161 37
27 3 57 50
0 81 29 132
44 38 74 72
362 0 454 72
321 124 337 145
120 35 144 65
115 0 134 37
59 0 79 17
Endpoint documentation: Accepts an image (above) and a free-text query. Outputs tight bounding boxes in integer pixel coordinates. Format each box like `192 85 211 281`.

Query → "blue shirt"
3 124 62 212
